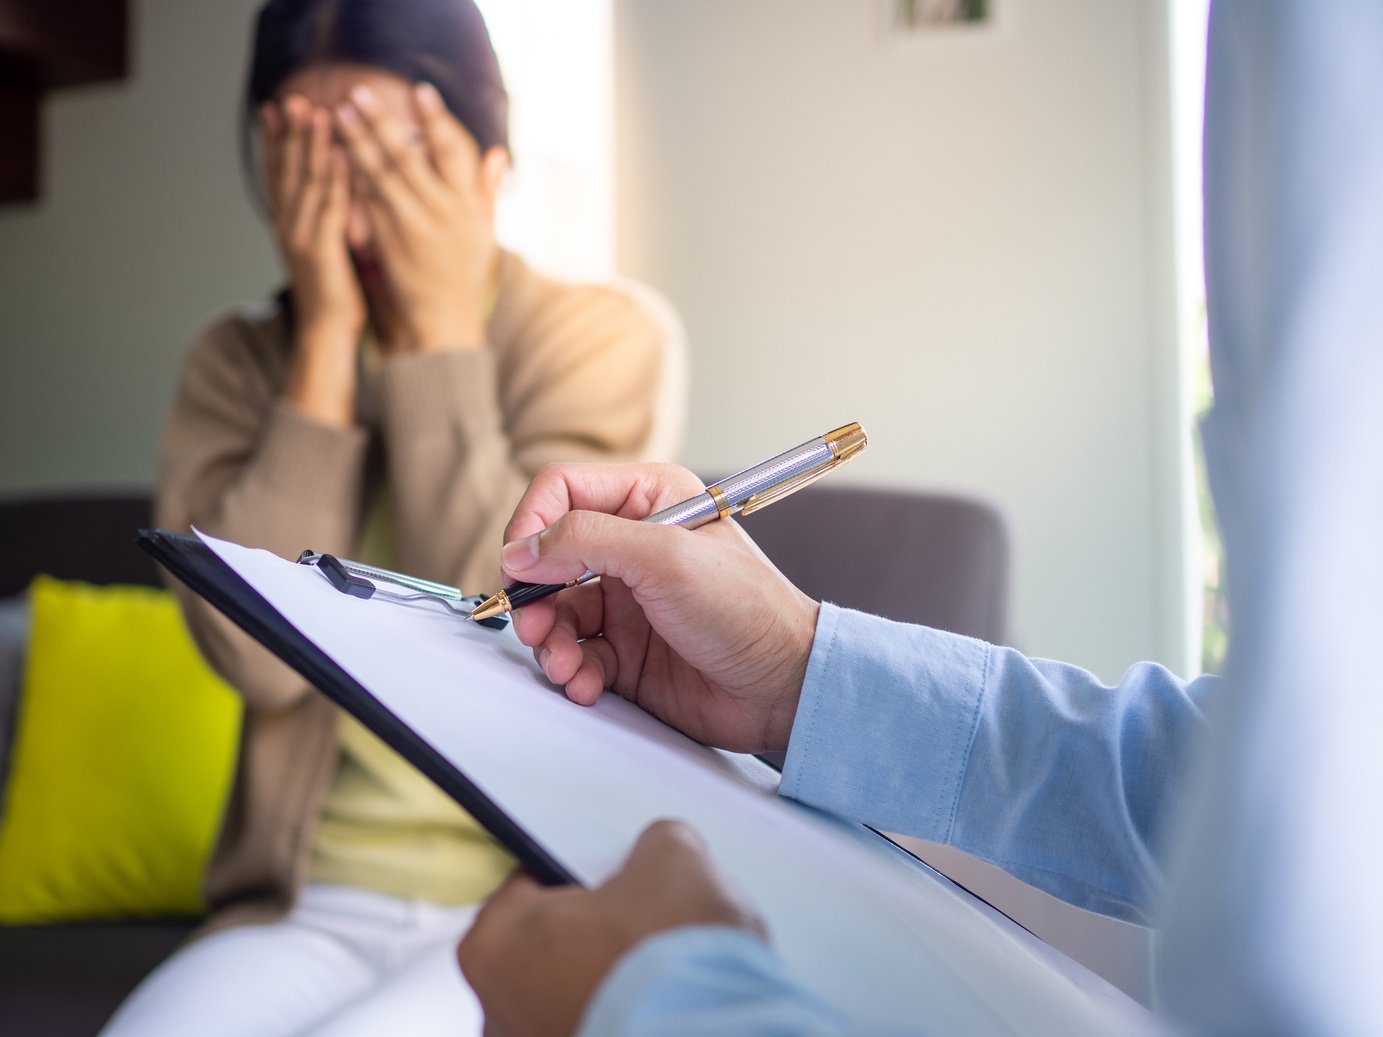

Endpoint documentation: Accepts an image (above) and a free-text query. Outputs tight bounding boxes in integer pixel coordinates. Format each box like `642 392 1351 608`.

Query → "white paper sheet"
199 531 1152 1033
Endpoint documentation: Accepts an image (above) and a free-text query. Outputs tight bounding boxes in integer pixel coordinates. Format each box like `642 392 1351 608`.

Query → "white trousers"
99 883 483 1037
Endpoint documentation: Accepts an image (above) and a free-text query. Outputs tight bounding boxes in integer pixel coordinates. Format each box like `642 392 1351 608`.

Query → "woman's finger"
414 81 482 193
307 107 331 186
260 102 283 212
289 108 331 245
336 106 406 244
278 95 310 219
356 172 409 258
349 83 447 214
313 147 350 244
335 89 429 226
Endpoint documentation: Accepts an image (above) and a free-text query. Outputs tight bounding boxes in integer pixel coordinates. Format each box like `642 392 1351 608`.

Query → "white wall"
615 0 1187 684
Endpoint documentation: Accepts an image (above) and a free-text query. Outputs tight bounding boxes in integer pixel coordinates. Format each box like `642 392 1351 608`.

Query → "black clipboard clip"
296 551 511 630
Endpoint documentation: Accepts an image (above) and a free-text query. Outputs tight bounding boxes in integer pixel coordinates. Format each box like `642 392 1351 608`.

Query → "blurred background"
0 0 1214 1004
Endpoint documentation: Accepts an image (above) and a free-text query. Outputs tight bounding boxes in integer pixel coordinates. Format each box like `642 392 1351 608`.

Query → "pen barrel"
645 438 838 528
643 493 724 530
501 580 570 611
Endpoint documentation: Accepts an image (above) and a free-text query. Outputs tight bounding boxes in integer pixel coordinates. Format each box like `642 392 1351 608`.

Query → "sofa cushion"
0 577 241 923
0 595 26 792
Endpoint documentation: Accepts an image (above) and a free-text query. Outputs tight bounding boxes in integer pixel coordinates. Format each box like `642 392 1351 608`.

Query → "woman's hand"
458 821 766 1037
500 463 820 755
263 95 364 427
335 81 507 353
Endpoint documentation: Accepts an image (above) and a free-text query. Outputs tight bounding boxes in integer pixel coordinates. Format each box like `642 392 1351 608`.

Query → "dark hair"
240 0 509 209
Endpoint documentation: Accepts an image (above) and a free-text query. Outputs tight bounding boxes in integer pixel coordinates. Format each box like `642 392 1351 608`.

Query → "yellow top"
306 482 514 904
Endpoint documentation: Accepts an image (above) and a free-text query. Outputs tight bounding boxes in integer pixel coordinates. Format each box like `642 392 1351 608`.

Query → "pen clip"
738 422 867 516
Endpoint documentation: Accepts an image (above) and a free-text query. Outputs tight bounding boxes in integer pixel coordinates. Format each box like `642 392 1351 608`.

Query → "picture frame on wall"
892 0 991 30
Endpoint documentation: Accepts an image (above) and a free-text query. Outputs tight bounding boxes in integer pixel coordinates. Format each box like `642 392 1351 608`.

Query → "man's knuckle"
534 462 571 489
563 509 602 545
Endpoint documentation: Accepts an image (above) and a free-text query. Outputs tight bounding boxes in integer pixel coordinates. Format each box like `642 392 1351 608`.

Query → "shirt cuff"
577 926 847 1037
778 603 990 844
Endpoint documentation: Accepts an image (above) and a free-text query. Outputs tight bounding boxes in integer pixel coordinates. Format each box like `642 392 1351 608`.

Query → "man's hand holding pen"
498 461 819 755
466 423 866 624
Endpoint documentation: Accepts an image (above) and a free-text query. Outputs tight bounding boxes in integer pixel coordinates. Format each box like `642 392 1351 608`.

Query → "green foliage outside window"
1191 306 1229 675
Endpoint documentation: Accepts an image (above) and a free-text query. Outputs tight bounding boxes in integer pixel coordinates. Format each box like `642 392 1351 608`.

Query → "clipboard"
138 527 1149 1032
136 528 574 886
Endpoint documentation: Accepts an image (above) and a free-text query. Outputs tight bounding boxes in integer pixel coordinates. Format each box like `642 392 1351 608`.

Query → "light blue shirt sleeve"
781 603 1213 925
577 927 866 1037
578 605 1210 1037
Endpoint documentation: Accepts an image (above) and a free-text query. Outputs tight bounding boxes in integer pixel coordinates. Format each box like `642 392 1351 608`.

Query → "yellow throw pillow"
0 577 241 922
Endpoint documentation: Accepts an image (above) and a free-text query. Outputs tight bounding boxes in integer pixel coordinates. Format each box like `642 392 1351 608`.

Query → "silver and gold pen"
467 422 868 622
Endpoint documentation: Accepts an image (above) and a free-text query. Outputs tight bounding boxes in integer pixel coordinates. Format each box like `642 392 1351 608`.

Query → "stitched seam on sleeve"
792 606 842 791
943 640 991 844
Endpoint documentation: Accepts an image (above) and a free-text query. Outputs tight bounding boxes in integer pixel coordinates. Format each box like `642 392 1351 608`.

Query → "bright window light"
1170 0 1218 675
476 0 614 280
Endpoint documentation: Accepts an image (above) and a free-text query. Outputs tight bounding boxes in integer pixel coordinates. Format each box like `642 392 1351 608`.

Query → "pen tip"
467 592 510 624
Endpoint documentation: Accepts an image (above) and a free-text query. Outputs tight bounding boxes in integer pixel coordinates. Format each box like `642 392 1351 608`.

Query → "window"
1171 0 1224 674
476 0 613 280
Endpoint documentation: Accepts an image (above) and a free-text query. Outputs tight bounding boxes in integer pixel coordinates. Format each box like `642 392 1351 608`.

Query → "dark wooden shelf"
0 0 129 203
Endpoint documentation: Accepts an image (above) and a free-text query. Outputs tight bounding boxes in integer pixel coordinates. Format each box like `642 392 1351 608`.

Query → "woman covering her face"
104 2 686 1033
